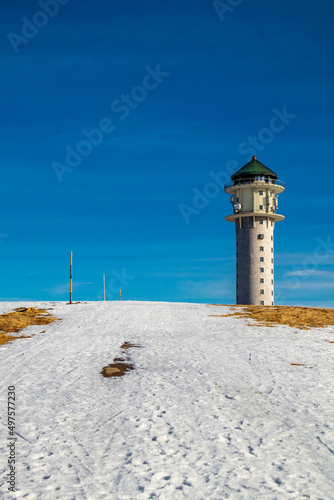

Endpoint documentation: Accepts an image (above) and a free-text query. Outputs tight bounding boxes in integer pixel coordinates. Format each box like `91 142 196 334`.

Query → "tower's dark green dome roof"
232 156 278 180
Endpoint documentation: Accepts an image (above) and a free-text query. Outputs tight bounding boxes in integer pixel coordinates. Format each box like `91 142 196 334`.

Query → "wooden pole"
103 273 105 301
70 251 73 304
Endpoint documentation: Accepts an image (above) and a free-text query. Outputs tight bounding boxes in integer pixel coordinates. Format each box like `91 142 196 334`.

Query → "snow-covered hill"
1 301 334 499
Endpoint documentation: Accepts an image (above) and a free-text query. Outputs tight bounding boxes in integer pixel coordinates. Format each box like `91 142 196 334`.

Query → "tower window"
272 301 273 305
271 247 273 253
271 279 273 285
271 258 273 263
260 301 264 305
260 246 264 251
260 257 264 262
260 289 264 294
258 234 264 239
260 268 264 272
271 291 273 295
271 221 273 226
259 220 264 225
271 269 273 274
271 236 273 241
259 191 263 195
260 278 264 283
259 205 263 210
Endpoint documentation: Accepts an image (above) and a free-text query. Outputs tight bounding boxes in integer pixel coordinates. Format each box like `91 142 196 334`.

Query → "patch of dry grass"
0 307 60 346
121 341 140 350
210 305 334 330
102 341 141 378
101 362 134 378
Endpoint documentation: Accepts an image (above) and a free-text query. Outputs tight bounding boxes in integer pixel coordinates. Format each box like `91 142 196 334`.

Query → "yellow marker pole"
70 251 73 304
103 274 105 301
119 289 121 301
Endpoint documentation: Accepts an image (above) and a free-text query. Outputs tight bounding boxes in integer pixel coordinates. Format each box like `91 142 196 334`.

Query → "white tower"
224 156 285 305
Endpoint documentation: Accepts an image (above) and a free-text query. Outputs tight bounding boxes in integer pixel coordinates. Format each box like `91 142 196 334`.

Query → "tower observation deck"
224 156 285 305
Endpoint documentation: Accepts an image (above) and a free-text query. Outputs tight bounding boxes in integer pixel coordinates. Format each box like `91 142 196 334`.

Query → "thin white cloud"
276 271 334 291
179 279 234 300
285 270 334 277
44 282 93 295
277 253 334 265
190 257 235 262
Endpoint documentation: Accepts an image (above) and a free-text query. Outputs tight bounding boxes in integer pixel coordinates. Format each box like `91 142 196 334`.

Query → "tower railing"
224 178 285 189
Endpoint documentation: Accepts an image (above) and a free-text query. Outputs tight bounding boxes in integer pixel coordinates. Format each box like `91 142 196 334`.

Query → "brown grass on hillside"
210 305 334 330
0 307 59 346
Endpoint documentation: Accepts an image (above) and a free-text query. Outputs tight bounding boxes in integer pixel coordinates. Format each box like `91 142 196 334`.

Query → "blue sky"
1 0 334 305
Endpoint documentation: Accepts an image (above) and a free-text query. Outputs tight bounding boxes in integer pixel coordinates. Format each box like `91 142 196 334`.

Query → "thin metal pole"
119 289 121 301
70 251 73 304
103 273 105 301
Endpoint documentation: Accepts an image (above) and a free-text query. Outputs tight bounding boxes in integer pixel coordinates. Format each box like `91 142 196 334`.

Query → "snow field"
0 301 334 499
